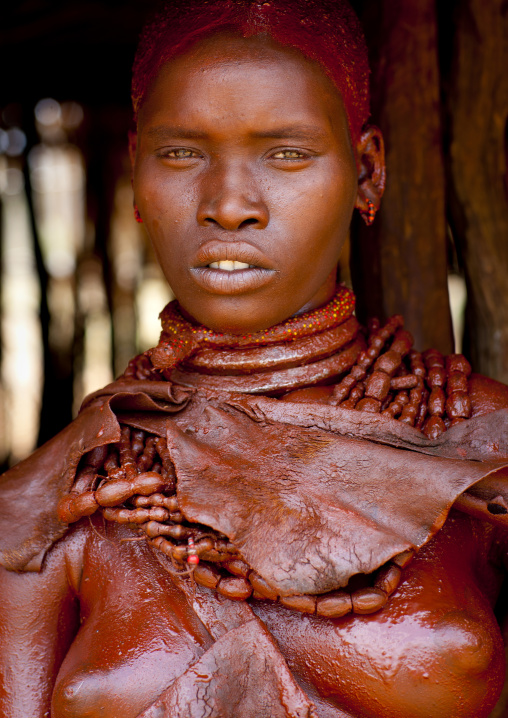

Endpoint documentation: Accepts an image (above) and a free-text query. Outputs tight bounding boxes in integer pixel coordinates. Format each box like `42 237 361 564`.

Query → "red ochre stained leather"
1 379 507 589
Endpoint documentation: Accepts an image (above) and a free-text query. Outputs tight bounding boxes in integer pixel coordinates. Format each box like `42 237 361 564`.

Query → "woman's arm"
0 533 80 718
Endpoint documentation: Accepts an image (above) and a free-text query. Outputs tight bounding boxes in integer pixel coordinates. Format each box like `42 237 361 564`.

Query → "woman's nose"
196 163 269 230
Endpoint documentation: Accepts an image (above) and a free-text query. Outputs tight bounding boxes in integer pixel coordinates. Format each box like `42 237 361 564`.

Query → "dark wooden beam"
446 0 508 383
353 0 453 355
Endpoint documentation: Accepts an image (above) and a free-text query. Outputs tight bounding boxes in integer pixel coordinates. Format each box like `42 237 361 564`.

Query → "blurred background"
0 0 171 467
0 0 507 470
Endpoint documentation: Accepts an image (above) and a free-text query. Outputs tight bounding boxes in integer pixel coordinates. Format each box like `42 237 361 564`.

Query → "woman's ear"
354 126 386 223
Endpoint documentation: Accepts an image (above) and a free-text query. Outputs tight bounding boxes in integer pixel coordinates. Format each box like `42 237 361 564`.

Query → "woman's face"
134 33 361 333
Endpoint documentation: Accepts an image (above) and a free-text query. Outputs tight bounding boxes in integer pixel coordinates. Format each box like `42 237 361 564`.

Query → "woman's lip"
208 260 253 270
193 240 272 270
190 266 276 295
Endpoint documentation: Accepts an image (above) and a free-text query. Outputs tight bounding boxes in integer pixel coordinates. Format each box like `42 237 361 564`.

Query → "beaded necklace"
144 285 356 373
329 316 472 439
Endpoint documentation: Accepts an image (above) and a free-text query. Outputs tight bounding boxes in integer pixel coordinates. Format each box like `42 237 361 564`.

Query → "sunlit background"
0 97 172 467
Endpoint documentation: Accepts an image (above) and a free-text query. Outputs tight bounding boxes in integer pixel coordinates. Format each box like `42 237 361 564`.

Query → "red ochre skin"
0 475 505 718
2 33 508 718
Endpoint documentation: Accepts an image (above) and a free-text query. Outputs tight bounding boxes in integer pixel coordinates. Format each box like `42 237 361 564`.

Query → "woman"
1 1 508 716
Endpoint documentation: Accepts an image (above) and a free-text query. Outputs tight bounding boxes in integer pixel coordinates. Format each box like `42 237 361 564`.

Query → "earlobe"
355 126 386 225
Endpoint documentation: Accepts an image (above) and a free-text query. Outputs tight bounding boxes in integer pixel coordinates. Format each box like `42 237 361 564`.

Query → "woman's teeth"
208 260 253 271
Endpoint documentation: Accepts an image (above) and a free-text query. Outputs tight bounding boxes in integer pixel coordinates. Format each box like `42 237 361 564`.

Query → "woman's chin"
174 277 339 335
177 304 289 335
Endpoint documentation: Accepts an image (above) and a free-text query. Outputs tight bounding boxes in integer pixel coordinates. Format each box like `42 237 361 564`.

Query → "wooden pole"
353 0 453 355
446 0 508 383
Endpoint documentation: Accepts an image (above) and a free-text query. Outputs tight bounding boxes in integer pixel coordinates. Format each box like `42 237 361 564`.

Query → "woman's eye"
159 148 199 159
271 150 306 160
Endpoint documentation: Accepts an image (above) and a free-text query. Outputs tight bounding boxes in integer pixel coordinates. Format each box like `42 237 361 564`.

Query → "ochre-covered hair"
131 0 370 145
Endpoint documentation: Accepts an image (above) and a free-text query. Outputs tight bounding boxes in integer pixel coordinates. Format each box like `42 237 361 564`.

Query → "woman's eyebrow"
146 124 328 142
250 125 328 141
147 126 208 141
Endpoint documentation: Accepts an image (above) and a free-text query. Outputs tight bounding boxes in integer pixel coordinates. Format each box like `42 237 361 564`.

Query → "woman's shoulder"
469 373 508 416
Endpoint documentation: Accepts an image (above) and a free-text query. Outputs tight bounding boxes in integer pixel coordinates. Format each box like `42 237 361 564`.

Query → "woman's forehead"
132 0 369 144
146 32 341 93
168 30 319 66
139 33 348 136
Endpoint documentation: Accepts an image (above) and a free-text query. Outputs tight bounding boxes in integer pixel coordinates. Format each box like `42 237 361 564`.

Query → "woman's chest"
52 531 213 718
252 515 506 717
52 516 505 718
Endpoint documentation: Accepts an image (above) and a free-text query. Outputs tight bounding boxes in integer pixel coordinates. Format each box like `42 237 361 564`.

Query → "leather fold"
0 381 191 571
1 378 507 589
167 395 508 595
137 618 317 718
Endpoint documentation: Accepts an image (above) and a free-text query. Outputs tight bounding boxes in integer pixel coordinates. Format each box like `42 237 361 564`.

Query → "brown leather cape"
1 378 507 579
1 378 508 717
